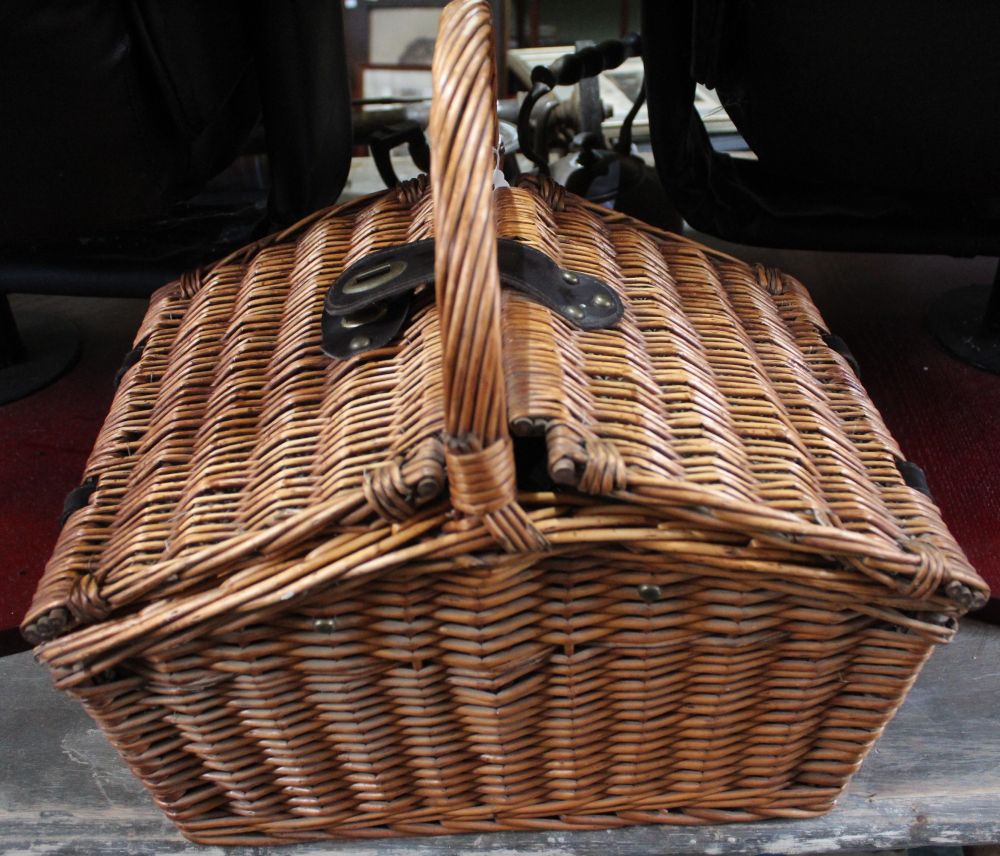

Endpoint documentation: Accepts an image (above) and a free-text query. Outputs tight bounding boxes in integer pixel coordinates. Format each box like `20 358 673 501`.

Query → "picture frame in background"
368 6 441 66
344 0 508 99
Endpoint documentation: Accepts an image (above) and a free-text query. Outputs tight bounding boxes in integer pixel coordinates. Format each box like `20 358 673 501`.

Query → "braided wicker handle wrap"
430 0 546 551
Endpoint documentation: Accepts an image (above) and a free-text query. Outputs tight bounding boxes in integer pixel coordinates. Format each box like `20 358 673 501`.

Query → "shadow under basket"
22 0 987 845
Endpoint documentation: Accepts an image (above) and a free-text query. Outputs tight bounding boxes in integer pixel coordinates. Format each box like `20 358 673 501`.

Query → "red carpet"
824 273 1000 597
0 295 146 653
722 247 1000 604
2 253 998 654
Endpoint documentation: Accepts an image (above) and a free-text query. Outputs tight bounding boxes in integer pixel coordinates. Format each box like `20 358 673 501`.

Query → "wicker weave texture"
23 0 986 845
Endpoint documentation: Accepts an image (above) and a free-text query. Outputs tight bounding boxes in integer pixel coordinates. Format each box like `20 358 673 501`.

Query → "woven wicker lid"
23 178 986 662
23 0 986 672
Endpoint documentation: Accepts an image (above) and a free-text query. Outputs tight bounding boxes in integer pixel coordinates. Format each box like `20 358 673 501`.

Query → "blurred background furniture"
642 0 1000 371
0 0 352 403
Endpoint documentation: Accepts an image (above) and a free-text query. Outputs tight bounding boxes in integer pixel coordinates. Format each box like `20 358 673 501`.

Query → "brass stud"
340 303 387 328
564 305 585 320
592 293 613 309
638 584 662 603
342 259 407 295
349 335 371 352
314 617 337 633
562 271 580 285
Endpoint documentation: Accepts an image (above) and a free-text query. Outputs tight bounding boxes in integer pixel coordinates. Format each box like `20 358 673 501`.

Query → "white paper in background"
362 68 433 102
369 8 442 66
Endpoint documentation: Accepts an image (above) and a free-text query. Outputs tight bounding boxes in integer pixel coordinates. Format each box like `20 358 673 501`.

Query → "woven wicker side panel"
69 548 933 845
25 284 190 634
767 274 981 597
795 627 932 790
72 670 232 825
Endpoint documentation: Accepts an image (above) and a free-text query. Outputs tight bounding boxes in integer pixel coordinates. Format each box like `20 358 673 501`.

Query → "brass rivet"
592 293 613 309
349 335 371 352
564 305 585 320
638 584 662 603
562 271 580 285
314 617 337 633
343 259 407 295
340 302 387 328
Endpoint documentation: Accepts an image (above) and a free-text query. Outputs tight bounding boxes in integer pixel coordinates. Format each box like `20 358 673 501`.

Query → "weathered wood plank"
1 793 999 856
2 620 998 855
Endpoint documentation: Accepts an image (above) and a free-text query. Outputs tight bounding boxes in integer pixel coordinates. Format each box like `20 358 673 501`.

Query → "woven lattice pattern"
25 179 983 643
24 0 985 844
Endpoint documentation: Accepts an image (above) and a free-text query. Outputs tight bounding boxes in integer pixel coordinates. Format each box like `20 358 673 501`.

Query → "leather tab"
895 456 933 499
822 332 861 377
113 336 149 390
60 476 97 527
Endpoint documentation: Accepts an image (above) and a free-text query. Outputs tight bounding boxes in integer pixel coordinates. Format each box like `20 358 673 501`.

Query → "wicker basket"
24 0 987 845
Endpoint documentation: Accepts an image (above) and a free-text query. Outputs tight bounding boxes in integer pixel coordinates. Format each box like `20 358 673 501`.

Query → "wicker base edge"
169 798 843 846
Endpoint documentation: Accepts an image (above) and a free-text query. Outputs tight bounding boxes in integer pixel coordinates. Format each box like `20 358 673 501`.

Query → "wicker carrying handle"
429 0 546 552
